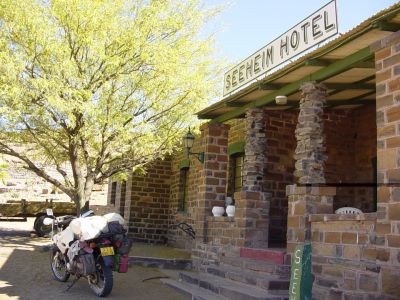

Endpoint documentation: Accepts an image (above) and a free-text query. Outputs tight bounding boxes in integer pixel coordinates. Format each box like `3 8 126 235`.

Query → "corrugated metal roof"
197 2 400 119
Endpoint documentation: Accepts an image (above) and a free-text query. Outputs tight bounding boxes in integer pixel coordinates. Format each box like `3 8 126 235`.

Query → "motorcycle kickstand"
64 275 80 292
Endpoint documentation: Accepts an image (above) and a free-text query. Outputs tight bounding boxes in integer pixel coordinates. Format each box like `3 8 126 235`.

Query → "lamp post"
182 128 204 163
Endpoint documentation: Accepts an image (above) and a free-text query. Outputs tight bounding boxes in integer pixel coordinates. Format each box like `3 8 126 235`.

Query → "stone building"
109 4 400 299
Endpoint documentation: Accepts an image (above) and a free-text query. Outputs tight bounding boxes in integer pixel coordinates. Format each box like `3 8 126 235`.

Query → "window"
179 168 189 212
227 142 245 197
110 181 117 205
120 181 126 217
233 154 244 192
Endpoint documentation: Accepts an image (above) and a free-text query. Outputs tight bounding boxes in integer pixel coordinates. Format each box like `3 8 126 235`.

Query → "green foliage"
0 163 8 183
0 0 223 208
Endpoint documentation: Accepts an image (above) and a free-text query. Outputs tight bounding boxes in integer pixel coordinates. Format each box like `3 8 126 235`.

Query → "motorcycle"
43 209 132 297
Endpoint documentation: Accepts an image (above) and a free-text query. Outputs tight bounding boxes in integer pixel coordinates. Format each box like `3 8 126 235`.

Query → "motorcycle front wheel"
88 259 113 297
51 247 70 282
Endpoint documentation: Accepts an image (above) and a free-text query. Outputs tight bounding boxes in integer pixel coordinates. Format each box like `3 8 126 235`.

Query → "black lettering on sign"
280 36 289 58
246 60 253 79
225 74 231 90
312 14 322 39
324 11 335 32
239 65 245 82
301 22 310 44
232 69 238 87
266 47 273 67
254 54 261 74
290 30 300 51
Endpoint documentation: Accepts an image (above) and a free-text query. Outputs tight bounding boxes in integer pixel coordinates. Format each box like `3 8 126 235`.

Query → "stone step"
161 278 228 300
179 271 289 300
220 256 291 278
240 247 288 265
205 264 290 291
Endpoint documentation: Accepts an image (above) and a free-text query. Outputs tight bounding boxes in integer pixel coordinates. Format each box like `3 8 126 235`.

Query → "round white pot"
226 205 235 217
212 206 224 217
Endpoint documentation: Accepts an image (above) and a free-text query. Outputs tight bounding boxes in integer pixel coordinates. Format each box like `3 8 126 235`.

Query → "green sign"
289 243 312 300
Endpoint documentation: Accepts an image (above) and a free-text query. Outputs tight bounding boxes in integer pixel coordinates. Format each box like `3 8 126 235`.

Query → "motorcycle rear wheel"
51 248 70 282
88 259 113 297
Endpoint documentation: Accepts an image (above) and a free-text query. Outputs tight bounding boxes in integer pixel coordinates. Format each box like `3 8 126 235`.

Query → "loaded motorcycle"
43 209 132 297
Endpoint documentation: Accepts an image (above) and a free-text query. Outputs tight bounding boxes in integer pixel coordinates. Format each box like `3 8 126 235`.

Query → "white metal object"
46 208 54 216
275 95 288 105
43 217 53 226
226 205 235 217
225 197 233 206
335 207 363 214
212 206 224 217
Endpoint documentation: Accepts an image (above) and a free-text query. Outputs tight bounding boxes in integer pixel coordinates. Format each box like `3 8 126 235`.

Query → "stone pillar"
234 107 270 248
243 107 267 191
371 31 400 299
287 81 334 254
294 82 327 184
196 122 230 242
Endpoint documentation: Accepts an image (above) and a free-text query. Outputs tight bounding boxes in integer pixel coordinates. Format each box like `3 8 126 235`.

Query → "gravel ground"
0 219 187 300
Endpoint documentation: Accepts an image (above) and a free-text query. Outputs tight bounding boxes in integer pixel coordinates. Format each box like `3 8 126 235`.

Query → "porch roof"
197 3 400 122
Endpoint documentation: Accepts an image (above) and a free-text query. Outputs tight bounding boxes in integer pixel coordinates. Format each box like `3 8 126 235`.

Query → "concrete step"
129 256 192 270
161 278 229 300
220 256 291 278
205 264 290 291
179 271 289 300
240 247 288 265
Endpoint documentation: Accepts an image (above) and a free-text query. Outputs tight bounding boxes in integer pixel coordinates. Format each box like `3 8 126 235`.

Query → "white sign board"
223 0 338 96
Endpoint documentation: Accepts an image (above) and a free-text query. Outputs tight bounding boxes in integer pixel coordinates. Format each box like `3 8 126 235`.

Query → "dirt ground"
0 219 187 300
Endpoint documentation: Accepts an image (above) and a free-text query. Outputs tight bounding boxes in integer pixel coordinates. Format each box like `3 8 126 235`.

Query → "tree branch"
0 142 74 196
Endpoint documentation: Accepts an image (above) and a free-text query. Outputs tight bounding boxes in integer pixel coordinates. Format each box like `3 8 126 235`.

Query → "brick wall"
324 107 377 212
372 30 400 299
227 118 246 145
126 158 172 244
310 214 379 299
265 111 297 246
304 30 400 300
168 139 203 249
353 106 377 212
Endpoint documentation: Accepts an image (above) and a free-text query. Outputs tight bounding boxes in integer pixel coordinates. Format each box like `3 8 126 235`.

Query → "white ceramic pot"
212 206 225 217
225 197 233 206
226 205 235 217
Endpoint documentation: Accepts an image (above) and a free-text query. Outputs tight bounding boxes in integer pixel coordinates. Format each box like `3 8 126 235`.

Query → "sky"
206 0 399 63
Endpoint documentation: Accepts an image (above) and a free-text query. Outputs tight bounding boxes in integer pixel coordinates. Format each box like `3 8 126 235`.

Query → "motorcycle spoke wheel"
51 249 70 282
88 260 113 297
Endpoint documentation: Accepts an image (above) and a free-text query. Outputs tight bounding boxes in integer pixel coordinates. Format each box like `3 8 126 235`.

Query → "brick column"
196 122 229 242
287 82 334 254
371 31 400 299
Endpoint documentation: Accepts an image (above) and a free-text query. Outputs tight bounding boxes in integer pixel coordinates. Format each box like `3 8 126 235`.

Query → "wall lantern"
275 95 287 105
183 128 204 163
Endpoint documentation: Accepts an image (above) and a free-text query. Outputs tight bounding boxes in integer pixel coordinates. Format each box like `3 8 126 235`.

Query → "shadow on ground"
0 235 187 300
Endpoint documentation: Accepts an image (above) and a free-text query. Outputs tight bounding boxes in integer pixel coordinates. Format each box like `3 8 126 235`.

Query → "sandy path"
0 220 187 300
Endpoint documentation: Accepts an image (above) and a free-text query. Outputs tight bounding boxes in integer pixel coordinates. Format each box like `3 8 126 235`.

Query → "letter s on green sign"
295 249 301 264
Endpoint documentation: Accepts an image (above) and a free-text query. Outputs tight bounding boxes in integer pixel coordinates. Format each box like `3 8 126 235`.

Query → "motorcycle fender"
56 227 74 254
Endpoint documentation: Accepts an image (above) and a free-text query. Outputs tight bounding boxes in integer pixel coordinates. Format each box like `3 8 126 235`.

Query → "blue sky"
206 0 399 62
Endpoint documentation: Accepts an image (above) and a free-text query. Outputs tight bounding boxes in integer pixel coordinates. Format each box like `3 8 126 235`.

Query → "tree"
0 0 222 214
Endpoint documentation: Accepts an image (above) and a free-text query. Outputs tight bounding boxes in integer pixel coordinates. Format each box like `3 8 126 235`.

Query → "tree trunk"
73 177 95 216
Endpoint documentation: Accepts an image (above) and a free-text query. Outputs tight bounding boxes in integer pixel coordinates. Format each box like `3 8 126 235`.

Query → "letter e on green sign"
289 243 312 300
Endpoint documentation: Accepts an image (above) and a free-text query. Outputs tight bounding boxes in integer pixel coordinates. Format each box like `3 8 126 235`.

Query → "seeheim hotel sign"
223 0 338 96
